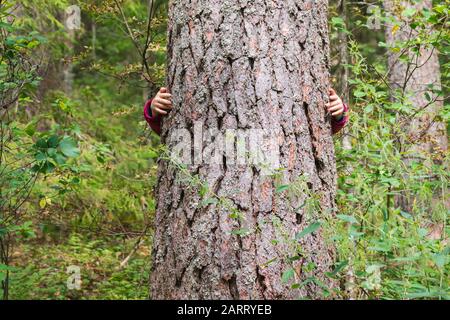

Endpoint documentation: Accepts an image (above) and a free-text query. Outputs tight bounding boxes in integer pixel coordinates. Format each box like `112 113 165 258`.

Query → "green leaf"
402 7 416 18
353 90 366 98
418 228 428 238
201 197 218 207
24 121 36 137
348 225 365 238
39 161 56 174
59 137 80 158
230 228 250 236
47 135 59 148
0 264 16 272
36 138 48 150
296 221 321 239
368 242 391 252
400 211 413 220
326 260 349 278
144 149 159 159
331 17 345 29
0 22 14 32
35 152 47 162
47 148 57 157
433 253 448 269
287 255 301 262
53 153 67 165
406 290 448 299
281 268 295 284
336 214 358 224
275 185 290 193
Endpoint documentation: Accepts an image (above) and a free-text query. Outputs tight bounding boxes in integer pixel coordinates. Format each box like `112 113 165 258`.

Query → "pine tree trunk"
151 0 337 299
384 0 447 211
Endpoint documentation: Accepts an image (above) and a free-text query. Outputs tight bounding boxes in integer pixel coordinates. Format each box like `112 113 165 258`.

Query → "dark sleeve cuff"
143 99 162 136
331 103 349 134
333 103 348 124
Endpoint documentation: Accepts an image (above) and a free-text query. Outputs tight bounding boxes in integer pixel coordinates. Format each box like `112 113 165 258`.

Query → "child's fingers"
329 94 339 101
327 100 341 108
328 101 343 109
329 88 336 96
325 98 339 107
156 98 172 106
328 105 343 112
160 87 168 93
332 110 343 116
154 100 173 110
159 93 172 99
153 106 168 116
159 104 173 111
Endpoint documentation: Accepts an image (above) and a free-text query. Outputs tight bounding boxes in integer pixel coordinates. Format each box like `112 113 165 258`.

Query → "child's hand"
326 88 345 119
151 87 173 118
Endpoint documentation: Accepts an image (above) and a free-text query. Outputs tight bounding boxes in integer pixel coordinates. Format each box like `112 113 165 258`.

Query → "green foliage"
0 1 83 299
295 222 322 240
8 234 150 300
0 0 163 299
328 0 450 299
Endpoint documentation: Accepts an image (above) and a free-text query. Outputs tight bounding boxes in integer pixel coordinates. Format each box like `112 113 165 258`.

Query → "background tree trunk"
63 6 76 95
384 0 447 153
151 0 337 299
384 0 447 211
335 0 356 298
336 0 352 151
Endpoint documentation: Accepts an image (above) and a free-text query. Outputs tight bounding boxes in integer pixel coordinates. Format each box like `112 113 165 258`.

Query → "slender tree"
384 0 447 155
336 0 352 151
384 0 448 211
151 0 337 299
334 0 356 298
63 5 79 94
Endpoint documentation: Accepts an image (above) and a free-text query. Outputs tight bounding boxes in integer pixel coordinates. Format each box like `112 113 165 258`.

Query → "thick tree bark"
384 0 448 211
151 0 337 299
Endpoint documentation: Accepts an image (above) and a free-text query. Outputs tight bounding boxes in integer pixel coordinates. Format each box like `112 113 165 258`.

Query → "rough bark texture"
151 0 337 299
384 0 447 154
